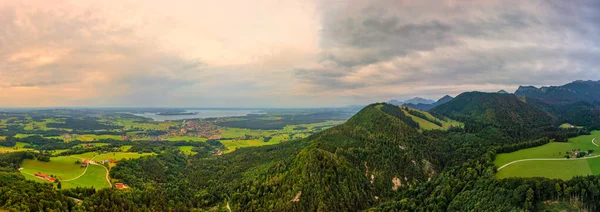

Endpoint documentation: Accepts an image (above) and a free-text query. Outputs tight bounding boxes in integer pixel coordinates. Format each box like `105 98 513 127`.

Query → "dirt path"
62 155 97 181
226 202 232 212
593 138 598 147
498 137 600 171
97 164 112 188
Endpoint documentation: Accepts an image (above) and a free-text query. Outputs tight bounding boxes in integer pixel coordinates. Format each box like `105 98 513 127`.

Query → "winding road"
498 137 600 171
24 155 113 187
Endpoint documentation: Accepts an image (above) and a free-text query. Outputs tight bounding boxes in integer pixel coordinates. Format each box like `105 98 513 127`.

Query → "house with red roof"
115 183 129 189
34 172 56 182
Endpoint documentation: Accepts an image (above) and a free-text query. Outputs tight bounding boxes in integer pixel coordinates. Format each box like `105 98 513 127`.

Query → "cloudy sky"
1 0 599 107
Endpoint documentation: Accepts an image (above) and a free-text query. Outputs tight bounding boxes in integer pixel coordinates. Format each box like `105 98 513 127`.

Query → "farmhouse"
101 158 118 164
115 183 129 189
81 159 89 167
34 172 56 182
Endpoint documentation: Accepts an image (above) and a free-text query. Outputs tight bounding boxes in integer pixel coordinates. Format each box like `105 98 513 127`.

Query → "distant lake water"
131 109 262 121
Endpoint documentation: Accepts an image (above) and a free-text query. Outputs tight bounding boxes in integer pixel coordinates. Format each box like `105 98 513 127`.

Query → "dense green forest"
2 89 600 211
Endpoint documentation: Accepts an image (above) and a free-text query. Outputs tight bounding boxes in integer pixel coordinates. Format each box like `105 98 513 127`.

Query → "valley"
0 108 353 192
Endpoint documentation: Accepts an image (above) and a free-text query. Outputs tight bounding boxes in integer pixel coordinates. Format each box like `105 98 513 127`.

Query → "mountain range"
387 97 436 106
401 95 454 111
515 80 600 104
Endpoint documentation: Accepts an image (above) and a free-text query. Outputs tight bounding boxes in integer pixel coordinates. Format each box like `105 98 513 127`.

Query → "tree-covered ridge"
431 92 555 141
515 80 600 104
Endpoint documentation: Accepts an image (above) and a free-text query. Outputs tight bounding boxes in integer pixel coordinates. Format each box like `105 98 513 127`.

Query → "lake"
132 109 262 121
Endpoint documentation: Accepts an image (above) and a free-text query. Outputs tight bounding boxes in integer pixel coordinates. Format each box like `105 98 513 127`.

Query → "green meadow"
495 131 600 180
400 107 463 131
21 156 83 180
222 139 281 153
178 146 195 155
61 165 110 189
165 136 207 142
71 152 153 161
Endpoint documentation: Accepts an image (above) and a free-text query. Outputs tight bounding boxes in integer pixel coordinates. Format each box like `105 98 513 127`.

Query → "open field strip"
495 131 600 180
497 154 600 170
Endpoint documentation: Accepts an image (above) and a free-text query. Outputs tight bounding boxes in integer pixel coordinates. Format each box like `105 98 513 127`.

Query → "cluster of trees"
213 111 353 130
46 117 122 131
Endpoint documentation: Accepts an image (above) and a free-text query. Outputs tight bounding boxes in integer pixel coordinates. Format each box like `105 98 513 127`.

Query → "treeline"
497 137 550 154
550 127 590 142
213 111 352 130
406 108 443 127
379 104 420 129
127 140 224 156
46 117 122 131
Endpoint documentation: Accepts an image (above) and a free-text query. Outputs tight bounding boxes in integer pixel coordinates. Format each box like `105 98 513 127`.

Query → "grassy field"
71 152 153 161
496 160 591 180
399 107 463 130
494 142 572 167
67 134 123 142
20 152 150 189
113 119 178 130
23 118 62 131
73 143 109 148
61 165 110 189
165 136 207 142
220 128 264 138
178 146 195 155
0 142 34 153
121 145 133 151
21 158 110 189
495 131 600 180
559 123 582 129
21 157 83 180
222 139 281 153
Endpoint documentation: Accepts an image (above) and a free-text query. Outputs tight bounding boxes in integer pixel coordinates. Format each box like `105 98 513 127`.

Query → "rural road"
498 137 600 171
63 155 99 182
63 155 112 188
21 154 112 187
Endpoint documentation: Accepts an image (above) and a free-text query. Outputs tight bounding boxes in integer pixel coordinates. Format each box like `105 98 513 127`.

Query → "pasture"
113 119 178 130
0 142 33 153
400 107 463 130
61 165 110 189
165 136 207 142
222 139 281 153
178 146 195 155
21 157 83 180
495 131 600 180
71 152 153 161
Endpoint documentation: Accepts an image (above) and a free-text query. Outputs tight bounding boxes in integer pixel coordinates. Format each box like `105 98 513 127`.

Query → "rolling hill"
430 92 555 140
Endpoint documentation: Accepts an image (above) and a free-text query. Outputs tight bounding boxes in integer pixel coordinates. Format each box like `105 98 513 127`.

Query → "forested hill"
515 80 600 104
430 92 555 140
184 103 439 211
3 99 598 211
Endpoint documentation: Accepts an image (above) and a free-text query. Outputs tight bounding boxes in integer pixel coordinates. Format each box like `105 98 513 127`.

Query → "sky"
1 0 599 107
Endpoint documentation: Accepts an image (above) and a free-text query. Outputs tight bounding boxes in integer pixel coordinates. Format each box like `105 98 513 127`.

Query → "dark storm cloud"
296 0 600 96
